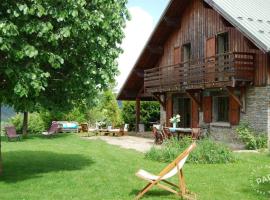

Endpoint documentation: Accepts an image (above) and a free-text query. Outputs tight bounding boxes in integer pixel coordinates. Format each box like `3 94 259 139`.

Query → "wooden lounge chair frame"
135 143 197 200
191 128 201 140
162 127 173 139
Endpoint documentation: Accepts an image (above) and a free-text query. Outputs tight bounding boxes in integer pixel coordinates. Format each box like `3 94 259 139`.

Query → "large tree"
0 0 129 174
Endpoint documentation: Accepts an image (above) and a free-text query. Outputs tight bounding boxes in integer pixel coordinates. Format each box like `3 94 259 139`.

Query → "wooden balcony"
144 52 255 93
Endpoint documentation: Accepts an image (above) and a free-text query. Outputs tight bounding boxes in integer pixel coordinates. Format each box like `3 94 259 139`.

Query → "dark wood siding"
158 0 267 86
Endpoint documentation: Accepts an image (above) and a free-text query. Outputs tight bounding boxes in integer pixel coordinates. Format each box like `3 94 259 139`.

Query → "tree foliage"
0 0 129 111
122 101 160 131
0 0 129 174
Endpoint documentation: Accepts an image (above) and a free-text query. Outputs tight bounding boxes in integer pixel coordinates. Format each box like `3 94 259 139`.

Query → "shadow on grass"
1 150 94 183
130 189 172 198
25 133 73 140
1 133 75 142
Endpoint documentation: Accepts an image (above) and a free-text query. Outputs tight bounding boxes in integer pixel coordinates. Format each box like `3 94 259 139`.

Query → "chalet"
117 0 270 146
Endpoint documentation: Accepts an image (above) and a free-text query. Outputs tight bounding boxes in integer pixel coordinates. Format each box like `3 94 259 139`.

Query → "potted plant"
170 114 181 128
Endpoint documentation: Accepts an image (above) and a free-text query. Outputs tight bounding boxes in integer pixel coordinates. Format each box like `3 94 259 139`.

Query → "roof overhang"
117 0 189 100
117 0 270 101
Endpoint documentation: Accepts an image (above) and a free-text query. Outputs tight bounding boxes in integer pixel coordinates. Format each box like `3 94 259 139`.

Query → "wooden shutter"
206 37 216 82
203 96 212 123
229 96 240 125
174 47 181 65
191 100 199 128
166 94 173 127
206 37 216 57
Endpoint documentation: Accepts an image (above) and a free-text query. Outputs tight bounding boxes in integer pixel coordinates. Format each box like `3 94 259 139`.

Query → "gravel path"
85 136 155 153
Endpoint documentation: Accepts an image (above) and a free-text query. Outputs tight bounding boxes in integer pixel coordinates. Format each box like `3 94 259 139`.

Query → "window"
182 43 191 85
217 32 229 54
173 97 191 128
217 32 229 81
182 43 191 62
213 96 229 122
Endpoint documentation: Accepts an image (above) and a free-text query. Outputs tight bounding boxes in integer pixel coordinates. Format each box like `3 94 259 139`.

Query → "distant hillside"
1 106 16 122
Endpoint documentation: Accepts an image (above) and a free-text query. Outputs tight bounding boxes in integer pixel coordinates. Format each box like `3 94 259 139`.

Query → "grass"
0 134 269 200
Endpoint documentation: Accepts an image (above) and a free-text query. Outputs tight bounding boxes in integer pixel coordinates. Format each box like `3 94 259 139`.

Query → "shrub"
145 137 236 164
236 122 267 150
10 113 45 135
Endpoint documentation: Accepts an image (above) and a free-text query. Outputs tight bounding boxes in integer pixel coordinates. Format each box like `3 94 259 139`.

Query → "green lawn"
0 134 269 200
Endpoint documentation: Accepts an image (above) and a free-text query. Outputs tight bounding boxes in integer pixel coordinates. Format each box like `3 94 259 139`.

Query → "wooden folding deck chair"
42 122 59 137
135 142 197 200
5 126 21 141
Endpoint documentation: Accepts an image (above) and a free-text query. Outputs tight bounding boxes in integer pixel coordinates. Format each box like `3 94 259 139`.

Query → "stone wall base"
209 125 245 150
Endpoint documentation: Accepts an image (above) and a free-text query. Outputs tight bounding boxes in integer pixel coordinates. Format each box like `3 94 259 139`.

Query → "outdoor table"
168 127 192 140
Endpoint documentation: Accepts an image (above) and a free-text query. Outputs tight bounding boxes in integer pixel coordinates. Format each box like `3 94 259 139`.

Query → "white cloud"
116 7 154 92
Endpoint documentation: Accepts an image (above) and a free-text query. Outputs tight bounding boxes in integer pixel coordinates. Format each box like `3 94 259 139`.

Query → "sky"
116 0 170 92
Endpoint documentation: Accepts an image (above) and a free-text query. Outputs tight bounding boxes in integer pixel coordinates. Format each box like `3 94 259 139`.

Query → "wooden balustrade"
144 52 255 93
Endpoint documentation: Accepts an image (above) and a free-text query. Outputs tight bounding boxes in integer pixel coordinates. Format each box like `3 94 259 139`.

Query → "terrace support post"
166 93 173 127
135 98 141 133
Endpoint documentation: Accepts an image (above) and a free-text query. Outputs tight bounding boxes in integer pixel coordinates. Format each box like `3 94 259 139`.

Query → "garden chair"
80 123 89 133
191 128 201 140
152 127 163 145
5 126 21 141
135 142 197 200
42 122 59 137
162 127 173 139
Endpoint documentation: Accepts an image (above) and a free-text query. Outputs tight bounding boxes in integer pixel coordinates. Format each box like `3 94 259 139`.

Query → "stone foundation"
209 124 245 149
207 86 270 149
240 86 270 135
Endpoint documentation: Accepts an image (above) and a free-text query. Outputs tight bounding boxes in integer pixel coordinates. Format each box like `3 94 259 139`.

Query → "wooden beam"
166 94 173 127
226 87 243 108
186 90 202 110
152 93 166 110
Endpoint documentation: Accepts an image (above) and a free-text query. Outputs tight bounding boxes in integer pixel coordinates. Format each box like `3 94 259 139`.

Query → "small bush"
145 137 236 164
10 113 45 134
236 122 267 150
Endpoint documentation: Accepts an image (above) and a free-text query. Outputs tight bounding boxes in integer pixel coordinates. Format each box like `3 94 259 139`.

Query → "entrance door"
178 98 191 128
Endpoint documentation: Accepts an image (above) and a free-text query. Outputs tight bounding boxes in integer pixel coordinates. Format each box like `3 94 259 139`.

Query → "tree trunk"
22 112 28 138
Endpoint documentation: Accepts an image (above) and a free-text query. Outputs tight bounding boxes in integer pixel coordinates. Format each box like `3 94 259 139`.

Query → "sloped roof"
205 0 270 52
117 0 189 100
117 0 270 100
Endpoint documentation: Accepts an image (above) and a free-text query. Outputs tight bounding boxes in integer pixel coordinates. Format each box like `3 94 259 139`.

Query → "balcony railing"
144 52 255 93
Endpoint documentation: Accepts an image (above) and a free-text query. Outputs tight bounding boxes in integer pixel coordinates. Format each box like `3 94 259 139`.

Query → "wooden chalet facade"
118 0 270 145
